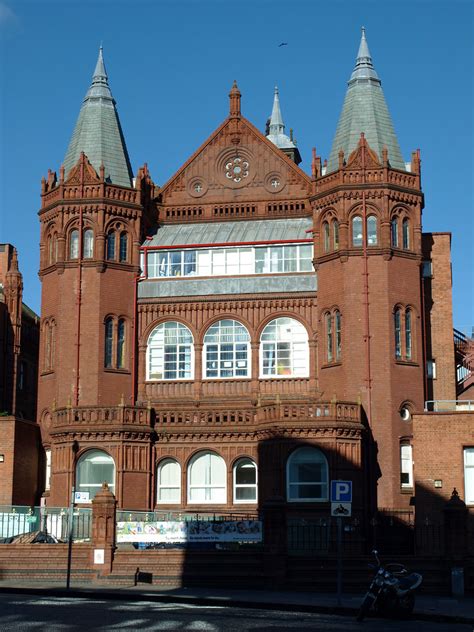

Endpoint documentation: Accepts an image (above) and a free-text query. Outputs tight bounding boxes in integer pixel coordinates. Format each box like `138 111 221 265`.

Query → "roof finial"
351 26 379 82
269 85 284 135
229 80 241 117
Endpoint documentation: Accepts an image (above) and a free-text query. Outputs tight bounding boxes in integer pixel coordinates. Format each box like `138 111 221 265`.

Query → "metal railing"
0 505 92 542
425 400 474 412
116 509 260 523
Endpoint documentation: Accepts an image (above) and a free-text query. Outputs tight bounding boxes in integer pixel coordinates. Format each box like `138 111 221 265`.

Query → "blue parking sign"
331 480 352 503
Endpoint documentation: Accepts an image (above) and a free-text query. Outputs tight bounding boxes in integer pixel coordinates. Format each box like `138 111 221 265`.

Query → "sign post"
330 481 352 606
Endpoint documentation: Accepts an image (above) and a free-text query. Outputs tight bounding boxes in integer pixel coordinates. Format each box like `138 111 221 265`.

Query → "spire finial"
229 80 241 117
268 84 284 135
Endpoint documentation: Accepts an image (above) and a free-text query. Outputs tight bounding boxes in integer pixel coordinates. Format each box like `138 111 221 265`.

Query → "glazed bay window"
145 243 313 278
204 319 250 378
147 322 193 380
260 317 309 377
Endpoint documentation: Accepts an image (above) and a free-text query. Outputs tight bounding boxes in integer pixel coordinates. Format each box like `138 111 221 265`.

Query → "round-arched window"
233 458 258 503
260 317 309 377
287 447 328 502
76 450 115 501
203 319 250 379
147 322 194 380
157 458 181 504
188 451 226 503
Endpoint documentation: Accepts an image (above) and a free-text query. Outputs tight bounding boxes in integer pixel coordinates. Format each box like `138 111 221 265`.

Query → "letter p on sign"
331 480 352 503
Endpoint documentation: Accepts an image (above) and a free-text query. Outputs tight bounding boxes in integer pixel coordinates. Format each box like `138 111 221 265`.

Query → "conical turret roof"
266 86 296 150
327 28 405 172
63 47 133 187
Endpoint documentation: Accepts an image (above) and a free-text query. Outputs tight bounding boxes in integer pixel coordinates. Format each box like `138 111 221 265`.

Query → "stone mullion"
251 341 259 401
193 343 203 401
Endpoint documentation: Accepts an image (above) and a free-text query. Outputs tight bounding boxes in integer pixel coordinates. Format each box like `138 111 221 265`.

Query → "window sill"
146 379 194 383
104 368 131 375
400 487 414 494
395 360 419 367
321 361 342 369
40 369 55 377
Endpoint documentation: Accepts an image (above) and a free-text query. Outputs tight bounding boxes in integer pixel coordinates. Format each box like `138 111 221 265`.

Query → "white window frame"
464 448 474 505
76 450 115 500
287 447 329 502
400 443 414 488
233 458 258 504
203 319 250 379
45 449 51 491
188 451 227 504
157 458 181 504
260 317 309 378
147 322 194 381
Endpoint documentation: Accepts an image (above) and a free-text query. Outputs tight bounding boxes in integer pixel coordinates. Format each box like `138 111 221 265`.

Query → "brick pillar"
91 483 117 575
262 498 287 588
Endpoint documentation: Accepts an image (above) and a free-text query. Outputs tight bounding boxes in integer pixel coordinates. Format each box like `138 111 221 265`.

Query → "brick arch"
141 317 197 347
199 315 252 346
255 313 313 342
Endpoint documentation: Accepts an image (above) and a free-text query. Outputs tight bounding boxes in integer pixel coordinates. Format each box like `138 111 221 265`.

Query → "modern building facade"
35 31 473 528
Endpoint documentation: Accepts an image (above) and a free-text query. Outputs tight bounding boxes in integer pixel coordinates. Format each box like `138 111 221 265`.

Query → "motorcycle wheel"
356 595 373 622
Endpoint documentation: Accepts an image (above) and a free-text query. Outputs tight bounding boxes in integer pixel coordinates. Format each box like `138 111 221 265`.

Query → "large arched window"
204 319 250 379
260 317 309 377
157 458 181 504
233 458 257 503
147 322 193 380
188 451 226 503
76 450 115 501
83 229 94 259
69 229 79 259
287 447 329 502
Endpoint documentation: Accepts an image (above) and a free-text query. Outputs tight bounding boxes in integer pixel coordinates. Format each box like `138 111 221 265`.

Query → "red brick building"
0 244 41 505
34 31 473 530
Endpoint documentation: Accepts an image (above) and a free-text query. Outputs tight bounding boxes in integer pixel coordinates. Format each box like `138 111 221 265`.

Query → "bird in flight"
278 42 288 47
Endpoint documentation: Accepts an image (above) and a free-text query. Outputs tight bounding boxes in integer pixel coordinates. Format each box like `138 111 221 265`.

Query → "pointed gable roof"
327 28 405 173
160 82 311 202
63 47 133 187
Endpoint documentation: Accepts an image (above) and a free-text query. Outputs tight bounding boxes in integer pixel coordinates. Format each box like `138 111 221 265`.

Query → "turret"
266 87 301 165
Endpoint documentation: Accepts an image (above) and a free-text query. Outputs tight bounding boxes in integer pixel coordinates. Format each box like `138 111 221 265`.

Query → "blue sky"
0 0 473 332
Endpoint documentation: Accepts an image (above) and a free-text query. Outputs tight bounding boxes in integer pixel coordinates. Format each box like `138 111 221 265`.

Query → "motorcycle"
356 550 423 621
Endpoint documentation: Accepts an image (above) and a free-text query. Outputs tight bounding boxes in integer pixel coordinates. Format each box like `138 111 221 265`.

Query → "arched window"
325 312 333 363
147 322 193 380
352 216 363 247
53 233 58 263
287 447 329 502
119 232 128 262
260 317 309 377
233 458 257 503
70 229 79 259
394 309 402 359
402 218 410 249
391 217 399 247
335 310 342 361
104 317 114 368
204 319 250 379
323 222 330 252
188 451 226 503
405 309 412 360
333 221 339 250
157 458 181 504
47 235 53 265
83 229 94 259
44 320 55 371
367 215 378 246
106 231 116 260
76 450 115 501
117 319 126 369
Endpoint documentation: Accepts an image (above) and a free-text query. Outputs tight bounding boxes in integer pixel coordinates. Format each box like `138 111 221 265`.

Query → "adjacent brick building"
32 30 473 530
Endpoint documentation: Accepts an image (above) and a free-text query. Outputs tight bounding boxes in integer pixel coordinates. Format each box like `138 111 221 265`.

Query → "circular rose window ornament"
225 157 249 183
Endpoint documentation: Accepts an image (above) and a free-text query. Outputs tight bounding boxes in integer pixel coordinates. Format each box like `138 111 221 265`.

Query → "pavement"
0 581 473 624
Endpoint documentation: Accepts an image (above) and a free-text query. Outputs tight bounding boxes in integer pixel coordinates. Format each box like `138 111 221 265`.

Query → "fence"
0 505 92 542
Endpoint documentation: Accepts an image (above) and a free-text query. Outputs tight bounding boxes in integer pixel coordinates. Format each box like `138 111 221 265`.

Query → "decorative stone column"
91 483 117 576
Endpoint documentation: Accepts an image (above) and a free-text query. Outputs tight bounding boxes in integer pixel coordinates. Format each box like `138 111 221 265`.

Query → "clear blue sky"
1 0 473 333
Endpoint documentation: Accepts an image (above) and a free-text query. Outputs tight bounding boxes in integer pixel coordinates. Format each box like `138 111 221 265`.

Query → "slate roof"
143 218 313 248
63 47 133 187
327 28 405 172
266 87 297 150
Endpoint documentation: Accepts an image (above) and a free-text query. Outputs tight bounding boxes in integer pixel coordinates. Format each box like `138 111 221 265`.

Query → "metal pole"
66 486 75 589
337 516 342 606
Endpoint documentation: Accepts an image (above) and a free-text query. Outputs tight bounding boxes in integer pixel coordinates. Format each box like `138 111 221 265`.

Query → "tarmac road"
0 593 471 631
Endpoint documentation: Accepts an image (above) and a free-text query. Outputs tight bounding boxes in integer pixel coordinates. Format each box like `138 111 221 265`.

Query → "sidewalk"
0 581 473 624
